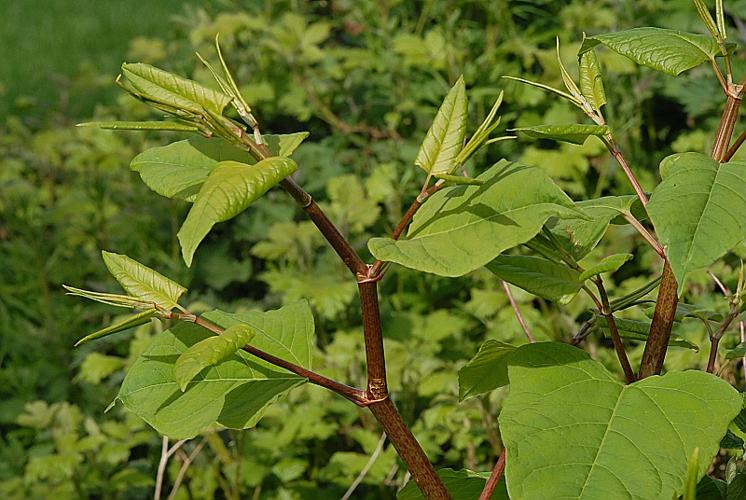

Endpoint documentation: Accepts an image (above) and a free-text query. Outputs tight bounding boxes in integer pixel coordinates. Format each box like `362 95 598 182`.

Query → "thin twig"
167 440 206 500
594 278 636 383
622 213 665 257
479 449 506 500
154 437 187 500
711 59 729 94
341 433 387 500
501 281 535 343
724 130 746 162
602 136 649 209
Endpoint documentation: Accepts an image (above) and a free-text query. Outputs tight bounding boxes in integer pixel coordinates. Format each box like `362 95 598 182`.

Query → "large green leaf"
117 302 313 438
486 255 582 302
511 124 609 145
101 251 186 310
121 62 232 114
578 48 606 111
368 160 580 277
398 468 505 500
579 27 721 76
648 153 746 292
458 340 517 400
130 138 248 202
499 342 740 499
415 76 467 175
178 157 297 266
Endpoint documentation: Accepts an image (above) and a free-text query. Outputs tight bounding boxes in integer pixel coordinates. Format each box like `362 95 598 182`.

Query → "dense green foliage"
2 1 746 498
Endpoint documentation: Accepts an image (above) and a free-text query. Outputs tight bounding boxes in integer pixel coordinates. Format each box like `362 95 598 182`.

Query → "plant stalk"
712 94 742 161
638 261 678 378
479 449 506 500
358 281 388 400
594 278 636 383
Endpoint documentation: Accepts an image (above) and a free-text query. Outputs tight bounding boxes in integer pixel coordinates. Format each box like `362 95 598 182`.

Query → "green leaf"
725 342 746 360
368 160 580 277
63 285 158 310
597 316 699 350
120 62 232 115
486 255 582 302
500 342 741 499
433 173 484 185
77 121 199 132
578 48 606 111
415 76 467 175
458 340 517 400
101 251 187 310
174 324 256 391
130 138 248 202
262 132 309 157
578 253 633 281
74 309 157 346
178 157 297 266
683 448 700 500
502 75 581 105
398 468 504 500
118 302 313 438
648 153 746 292
511 124 610 145
579 27 721 76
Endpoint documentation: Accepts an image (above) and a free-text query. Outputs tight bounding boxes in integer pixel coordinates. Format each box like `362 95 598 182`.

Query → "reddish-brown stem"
622 213 665 258
706 308 742 373
501 281 535 343
594 278 636 383
638 261 678 378
724 130 746 162
712 94 742 161
479 449 506 500
358 281 388 400
603 136 649 208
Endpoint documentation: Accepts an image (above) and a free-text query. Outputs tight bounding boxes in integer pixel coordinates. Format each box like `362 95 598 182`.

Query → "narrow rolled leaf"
511 124 610 145
262 132 309 157
433 173 484 185
415 76 467 175
648 153 746 292
174 324 256 391
398 468 503 500
500 342 741 500
458 340 517 400
130 138 248 202
486 255 582 302
102 251 186 310
455 91 504 165
597 316 699 350
77 121 199 132
74 310 157 346
578 48 606 111
63 285 158 310
502 75 580 104
178 157 297 266
579 27 721 76
368 160 580 277
121 62 232 114
578 253 633 281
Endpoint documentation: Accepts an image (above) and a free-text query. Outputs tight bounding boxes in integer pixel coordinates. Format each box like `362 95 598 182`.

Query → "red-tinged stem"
358 281 388 400
724 130 746 162
479 449 506 500
638 261 678 378
594 278 635 383
712 94 742 161
501 280 535 343
603 136 649 208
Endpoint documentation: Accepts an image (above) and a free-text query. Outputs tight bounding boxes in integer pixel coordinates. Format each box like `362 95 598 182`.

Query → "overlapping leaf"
368 160 580 277
458 340 517 400
486 255 582 302
398 468 504 500
500 342 740 499
101 251 186 310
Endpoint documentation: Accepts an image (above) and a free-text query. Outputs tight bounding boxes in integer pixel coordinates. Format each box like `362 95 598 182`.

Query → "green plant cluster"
2 1 746 499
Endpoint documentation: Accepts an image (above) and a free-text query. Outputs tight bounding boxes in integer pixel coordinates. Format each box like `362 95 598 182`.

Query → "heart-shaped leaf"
368 160 580 277
178 157 297 266
101 251 186 310
486 255 582 302
511 124 610 145
500 342 740 499
648 153 746 292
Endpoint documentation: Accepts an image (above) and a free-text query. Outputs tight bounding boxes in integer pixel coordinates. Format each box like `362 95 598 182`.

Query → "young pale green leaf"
579 27 721 76
500 342 740 499
174 324 256 391
262 132 310 157
63 285 157 310
398 469 503 500
486 255 582 302
74 310 157 346
415 76 467 175
130 138 249 202
178 157 297 266
578 48 607 111
502 76 582 106
77 121 200 132
102 251 187 310
120 63 232 115
433 173 484 185
118 302 313 438
648 153 746 293
454 91 503 165
368 160 580 277
692 0 720 40
458 340 517 400
511 124 610 145
578 253 633 281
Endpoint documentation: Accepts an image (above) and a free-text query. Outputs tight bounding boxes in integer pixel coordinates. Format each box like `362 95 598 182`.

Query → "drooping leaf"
174 324 256 391
579 27 722 76
74 310 157 346
458 340 517 400
178 157 297 266
77 121 200 132
500 342 741 499
647 153 746 292
101 251 187 310
578 253 633 281
510 124 610 145
117 302 313 438
486 255 582 302
578 48 606 111
262 132 310 157
120 62 232 114
415 76 467 175
398 468 504 500
368 160 580 277
130 138 248 202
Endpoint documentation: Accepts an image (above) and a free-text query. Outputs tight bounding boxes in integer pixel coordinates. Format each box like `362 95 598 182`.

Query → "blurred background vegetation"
1 0 745 498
